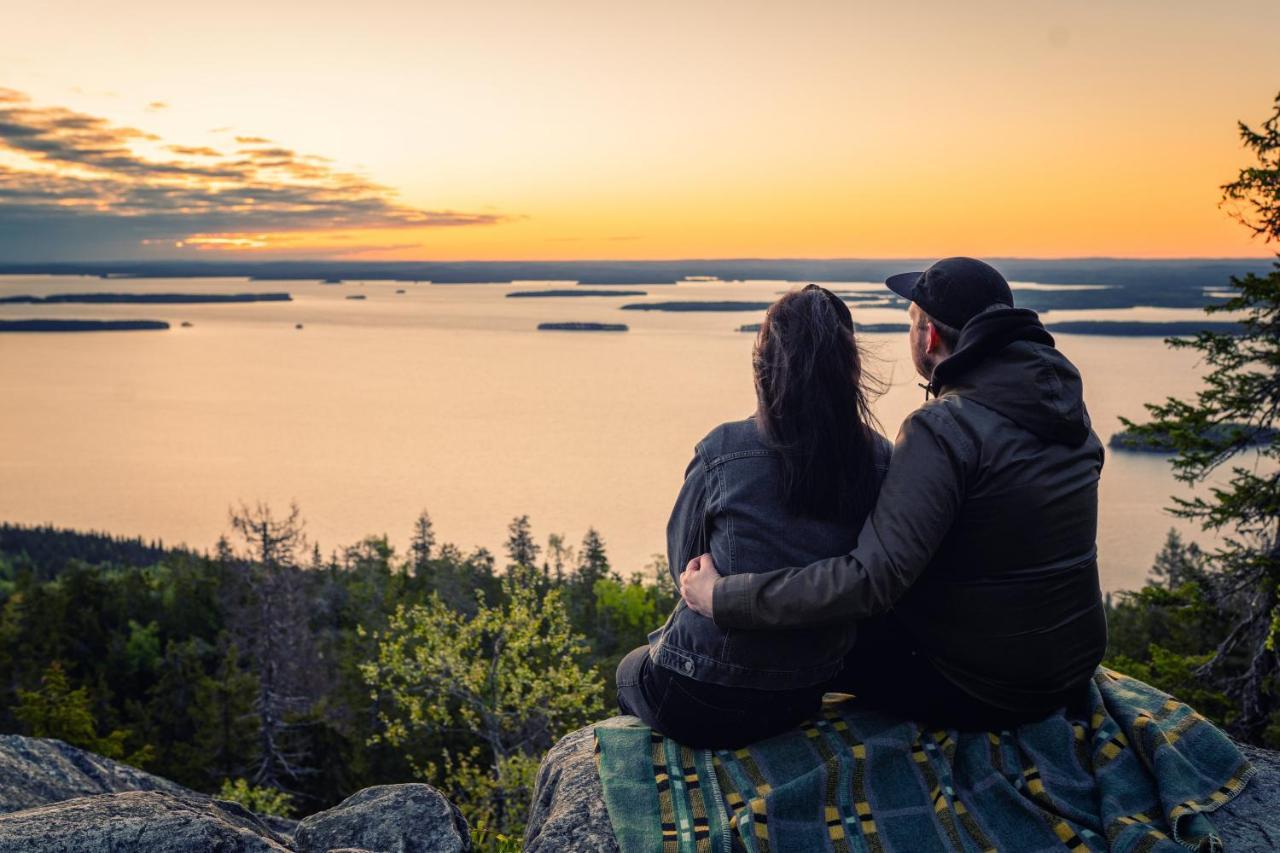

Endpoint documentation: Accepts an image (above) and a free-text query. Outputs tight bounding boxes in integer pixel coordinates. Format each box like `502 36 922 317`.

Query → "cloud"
167 145 221 157
0 89 510 259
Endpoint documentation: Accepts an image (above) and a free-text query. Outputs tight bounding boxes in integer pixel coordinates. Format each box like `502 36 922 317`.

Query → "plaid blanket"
595 669 1254 853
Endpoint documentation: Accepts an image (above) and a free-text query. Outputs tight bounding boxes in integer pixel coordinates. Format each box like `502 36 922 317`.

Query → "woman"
616 284 891 748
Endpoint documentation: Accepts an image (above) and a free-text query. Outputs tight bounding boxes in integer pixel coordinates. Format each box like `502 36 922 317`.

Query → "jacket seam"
717 463 735 658
703 448 777 470
918 400 978 459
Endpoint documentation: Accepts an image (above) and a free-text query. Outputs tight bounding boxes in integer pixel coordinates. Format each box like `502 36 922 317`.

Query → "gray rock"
0 734 299 840
295 783 470 853
0 733 187 814
524 720 622 852
0 790 292 852
1214 743 1280 851
526 717 1280 853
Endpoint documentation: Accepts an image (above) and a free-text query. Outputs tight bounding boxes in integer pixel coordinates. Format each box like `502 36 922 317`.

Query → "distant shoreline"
739 322 911 333
1110 423 1275 453
537 322 628 332
507 289 646 298
0 292 291 304
0 319 169 333
623 301 773 312
0 258 1270 289
1047 321 1242 336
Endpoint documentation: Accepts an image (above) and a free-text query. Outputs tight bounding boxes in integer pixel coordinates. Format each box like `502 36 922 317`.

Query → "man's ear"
925 322 943 354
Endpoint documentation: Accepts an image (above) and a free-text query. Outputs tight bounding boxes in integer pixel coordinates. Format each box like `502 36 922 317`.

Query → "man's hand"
680 553 722 618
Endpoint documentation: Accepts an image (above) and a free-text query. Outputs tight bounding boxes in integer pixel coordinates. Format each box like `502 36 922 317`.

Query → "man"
680 257 1108 727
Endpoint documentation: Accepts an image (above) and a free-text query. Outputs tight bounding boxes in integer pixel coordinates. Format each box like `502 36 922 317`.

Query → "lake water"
0 275 1216 593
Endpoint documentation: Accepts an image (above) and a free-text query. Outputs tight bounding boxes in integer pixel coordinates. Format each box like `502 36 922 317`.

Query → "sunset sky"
3 0 1279 261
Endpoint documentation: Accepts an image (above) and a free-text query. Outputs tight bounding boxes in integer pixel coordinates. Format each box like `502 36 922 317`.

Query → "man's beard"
911 346 939 382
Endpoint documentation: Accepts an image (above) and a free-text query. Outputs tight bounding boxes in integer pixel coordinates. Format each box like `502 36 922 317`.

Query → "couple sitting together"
617 257 1108 748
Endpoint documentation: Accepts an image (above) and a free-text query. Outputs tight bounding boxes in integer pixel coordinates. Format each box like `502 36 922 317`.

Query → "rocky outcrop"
0 732 187 814
1215 744 1280 851
0 735 470 853
295 784 470 853
524 716 1280 852
0 790 292 852
524 721 620 852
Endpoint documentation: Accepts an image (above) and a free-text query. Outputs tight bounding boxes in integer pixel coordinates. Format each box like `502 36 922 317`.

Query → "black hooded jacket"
711 306 1108 712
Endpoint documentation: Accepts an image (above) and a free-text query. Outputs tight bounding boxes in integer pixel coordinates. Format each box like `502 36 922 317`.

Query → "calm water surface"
0 276 1214 592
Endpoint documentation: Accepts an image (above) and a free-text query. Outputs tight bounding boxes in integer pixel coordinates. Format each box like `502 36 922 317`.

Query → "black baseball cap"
885 257 1014 330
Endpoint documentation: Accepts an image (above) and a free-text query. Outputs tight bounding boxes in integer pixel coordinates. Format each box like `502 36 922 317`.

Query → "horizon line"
1 255 1276 267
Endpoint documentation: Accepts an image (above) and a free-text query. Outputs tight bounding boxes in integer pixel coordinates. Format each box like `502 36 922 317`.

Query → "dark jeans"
619 615 1089 746
616 647 824 749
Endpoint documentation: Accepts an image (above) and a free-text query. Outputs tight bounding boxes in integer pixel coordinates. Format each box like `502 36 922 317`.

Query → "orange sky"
2 0 1279 260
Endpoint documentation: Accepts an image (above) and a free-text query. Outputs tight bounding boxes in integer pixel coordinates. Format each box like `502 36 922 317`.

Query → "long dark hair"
753 284 882 521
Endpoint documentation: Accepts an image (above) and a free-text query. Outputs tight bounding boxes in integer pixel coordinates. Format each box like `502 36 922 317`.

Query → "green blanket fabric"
595 669 1254 853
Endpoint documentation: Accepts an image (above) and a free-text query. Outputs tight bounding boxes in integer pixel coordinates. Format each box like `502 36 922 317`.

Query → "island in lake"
1045 321 1243 337
537 322 628 332
507 289 646 298
1109 423 1275 453
622 301 773 312
738 322 910 334
0 292 291 304
0 319 169 333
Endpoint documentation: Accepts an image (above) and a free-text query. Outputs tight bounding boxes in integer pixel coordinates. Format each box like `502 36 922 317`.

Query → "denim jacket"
647 417 892 690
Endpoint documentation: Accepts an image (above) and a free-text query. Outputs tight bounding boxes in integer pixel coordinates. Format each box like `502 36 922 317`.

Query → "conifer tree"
1124 91 1280 741
504 515 540 569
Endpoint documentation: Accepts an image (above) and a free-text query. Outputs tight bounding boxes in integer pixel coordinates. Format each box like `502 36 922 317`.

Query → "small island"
1109 423 1275 453
0 319 169 333
579 281 676 286
621 301 773 312
738 322 910 333
537 322 628 332
1046 321 1243 337
855 323 912 333
508 289 646 298
0 292 291 304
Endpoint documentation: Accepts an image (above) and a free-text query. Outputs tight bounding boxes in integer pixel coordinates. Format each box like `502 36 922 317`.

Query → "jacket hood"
930 306 1092 446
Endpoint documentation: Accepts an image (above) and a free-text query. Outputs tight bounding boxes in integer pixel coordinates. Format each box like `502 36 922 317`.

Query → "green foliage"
217 777 295 818
362 568 603 837
1117 91 1280 741
1107 646 1235 725
124 619 162 674
14 661 148 765
470 823 524 853
591 570 679 700
0 510 670 825
437 748 543 841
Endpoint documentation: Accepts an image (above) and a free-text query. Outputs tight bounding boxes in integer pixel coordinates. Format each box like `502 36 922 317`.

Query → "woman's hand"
680 553 721 618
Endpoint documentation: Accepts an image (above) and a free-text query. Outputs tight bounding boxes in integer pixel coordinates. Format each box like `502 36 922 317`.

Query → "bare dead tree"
226 501 316 790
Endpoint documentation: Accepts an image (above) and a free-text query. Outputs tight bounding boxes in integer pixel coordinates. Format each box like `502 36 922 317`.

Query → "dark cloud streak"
0 89 509 259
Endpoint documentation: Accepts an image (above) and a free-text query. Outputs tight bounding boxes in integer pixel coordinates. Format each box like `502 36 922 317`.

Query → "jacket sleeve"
711 406 971 630
666 453 708 589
